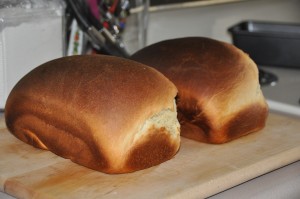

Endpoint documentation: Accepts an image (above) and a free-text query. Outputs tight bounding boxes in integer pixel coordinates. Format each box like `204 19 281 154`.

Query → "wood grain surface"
0 113 300 199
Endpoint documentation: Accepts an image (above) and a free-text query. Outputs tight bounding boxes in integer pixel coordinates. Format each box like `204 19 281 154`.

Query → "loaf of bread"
131 37 268 144
5 55 180 174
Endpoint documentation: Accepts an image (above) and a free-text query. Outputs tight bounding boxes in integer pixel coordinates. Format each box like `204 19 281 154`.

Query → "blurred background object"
65 0 149 56
122 0 149 54
0 0 65 109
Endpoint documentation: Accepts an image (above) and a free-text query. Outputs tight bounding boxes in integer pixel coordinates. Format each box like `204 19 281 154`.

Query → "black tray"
228 21 300 68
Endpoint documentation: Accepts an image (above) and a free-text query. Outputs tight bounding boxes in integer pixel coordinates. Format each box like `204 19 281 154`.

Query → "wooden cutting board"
1 112 300 199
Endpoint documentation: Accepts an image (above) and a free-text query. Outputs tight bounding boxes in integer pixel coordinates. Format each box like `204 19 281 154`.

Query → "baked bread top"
5 55 180 173
131 37 268 143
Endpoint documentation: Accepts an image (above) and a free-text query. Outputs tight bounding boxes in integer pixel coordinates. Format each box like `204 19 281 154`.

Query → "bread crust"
131 37 268 144
5 55 180 173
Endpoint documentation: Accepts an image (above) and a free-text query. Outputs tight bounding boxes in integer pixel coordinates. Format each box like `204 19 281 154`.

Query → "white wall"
147 0 300 45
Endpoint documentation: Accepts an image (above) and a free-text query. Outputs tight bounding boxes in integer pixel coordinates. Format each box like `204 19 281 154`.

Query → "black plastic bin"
228 21 300 68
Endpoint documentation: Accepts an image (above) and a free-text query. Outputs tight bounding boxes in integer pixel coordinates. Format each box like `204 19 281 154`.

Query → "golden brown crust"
125 126 178 172
5 54 180 173
131 37 269 144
